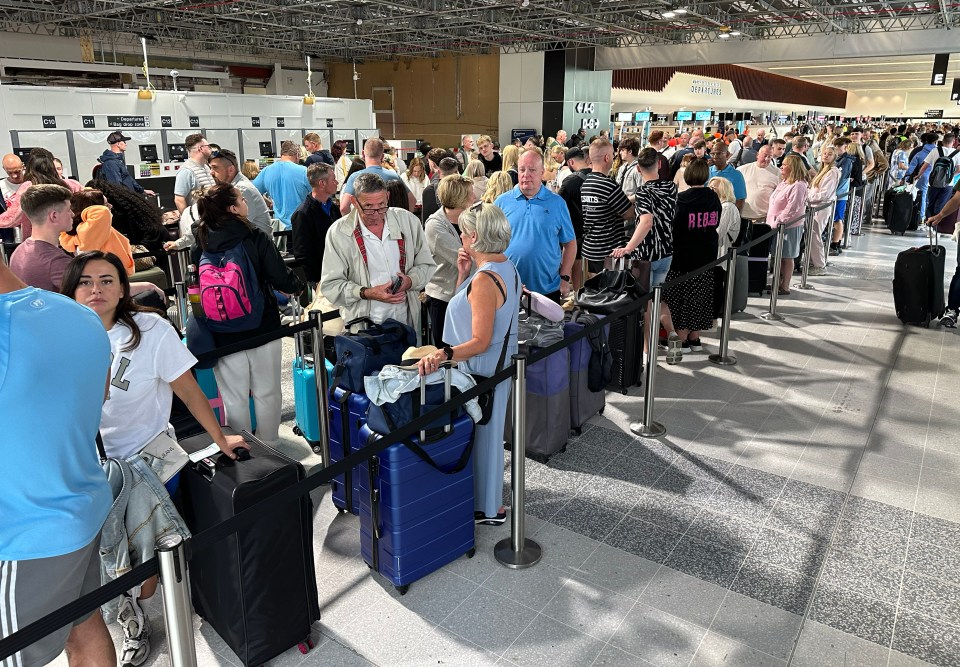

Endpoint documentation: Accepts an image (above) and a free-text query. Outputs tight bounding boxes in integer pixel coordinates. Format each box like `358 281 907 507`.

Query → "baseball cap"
107 131 132 144
564 147 585 162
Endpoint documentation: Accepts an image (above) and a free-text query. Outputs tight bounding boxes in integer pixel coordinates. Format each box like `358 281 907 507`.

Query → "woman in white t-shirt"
62 249 247 666
400 158 430 211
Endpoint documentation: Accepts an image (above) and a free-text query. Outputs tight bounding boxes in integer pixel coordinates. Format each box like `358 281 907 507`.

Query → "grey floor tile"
849 471 921 511
608 602 708 667
532 464 592 496
911 513 960 553
915 488 960 525
604 457 668 490
380 568 481 625
481 562 572 613
667 449 736 480
905 540 960 586
299 639 376 667
629 489 703 534
840 494 913 538
400 626 500 667
731 557 817 615
652 468 723 505
832 519 910 565
722 463 789 498
573 542 660 599
539 579 637 642
892 609 960 667
688 508 761 553
819 548 904 605
689 631 787 667
709 591 804 661
750 527 831 577
898 571 960 626
777 478 846 514
764 500 842 539
808 582 897 646
577 424 642 454
706 487 776 524
521 484 572 523
603 515 684 564
549 498 626 542
531 523 602 573
638 565 730 628
548 441 616 474
574 474 643 514
439 587 535 656
663 535 747 588
592 644 657 666
790 619 893 667
502 613 606 666
857 451 923 486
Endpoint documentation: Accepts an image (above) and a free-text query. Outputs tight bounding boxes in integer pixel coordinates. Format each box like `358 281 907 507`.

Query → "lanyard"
353 221 406 272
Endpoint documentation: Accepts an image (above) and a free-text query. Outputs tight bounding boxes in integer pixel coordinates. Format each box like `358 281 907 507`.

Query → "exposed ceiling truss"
0 0 958 62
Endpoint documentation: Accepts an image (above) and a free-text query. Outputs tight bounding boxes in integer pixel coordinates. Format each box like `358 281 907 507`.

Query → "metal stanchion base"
793 283 816 290
760 312 786 321
709 353 737 366
633 420 666 438
495 537 542 569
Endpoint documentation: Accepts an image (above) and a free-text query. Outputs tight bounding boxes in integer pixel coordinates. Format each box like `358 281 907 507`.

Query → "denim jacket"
99 452 190 618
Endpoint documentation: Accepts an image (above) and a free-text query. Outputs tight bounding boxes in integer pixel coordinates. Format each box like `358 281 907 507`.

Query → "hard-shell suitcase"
605 310 643 394
747 223 773 295
359 372 476 594
893 228 946 327
194 365 257 431
178 428 320 666
564 315 606 434
885 188 915 235
713 254 750 317
504 343 571 462
329 387 370 515
291 309 335 453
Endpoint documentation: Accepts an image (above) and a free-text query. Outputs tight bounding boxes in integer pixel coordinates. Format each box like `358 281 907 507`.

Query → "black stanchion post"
156 535 198 667
495 353 542 569
710 250 738 366
308 310 332 468
635 286 666 437
795 206 816 291
761 225 786 322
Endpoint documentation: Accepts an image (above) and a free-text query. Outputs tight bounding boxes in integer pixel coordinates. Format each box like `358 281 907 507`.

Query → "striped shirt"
633 179 678 262
580 173 631 261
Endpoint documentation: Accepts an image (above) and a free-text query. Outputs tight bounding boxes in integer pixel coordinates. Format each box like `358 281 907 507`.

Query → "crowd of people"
3 118 960 667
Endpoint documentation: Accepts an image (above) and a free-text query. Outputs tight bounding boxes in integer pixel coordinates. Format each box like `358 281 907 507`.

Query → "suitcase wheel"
312 444 322 455
293 425 303 437
598 408 604 415
396 584 410 596
297 638 315 655
571 427 583 437
466 547 476 559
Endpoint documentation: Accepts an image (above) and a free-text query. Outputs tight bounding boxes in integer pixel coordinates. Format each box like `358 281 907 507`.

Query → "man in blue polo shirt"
0 258 115 666
709 142 747 211
252 139 311 229
495 150 577 301
339 137 414 214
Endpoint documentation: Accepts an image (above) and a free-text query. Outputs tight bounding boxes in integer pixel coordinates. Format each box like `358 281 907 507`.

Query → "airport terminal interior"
1 1 960 666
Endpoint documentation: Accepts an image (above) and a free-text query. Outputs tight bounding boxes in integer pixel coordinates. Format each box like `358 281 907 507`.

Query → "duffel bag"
332 317 417 393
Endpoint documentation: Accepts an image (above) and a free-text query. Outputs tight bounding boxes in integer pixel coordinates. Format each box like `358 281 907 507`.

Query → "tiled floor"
49 222 960 666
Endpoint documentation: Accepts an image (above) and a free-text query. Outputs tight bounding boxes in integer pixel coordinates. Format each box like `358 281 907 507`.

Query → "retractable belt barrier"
0 234 812 661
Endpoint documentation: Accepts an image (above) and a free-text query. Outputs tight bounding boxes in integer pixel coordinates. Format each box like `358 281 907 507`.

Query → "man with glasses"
97 132 156 197
173 133 215 212
708 142 747 210
321 172 435 334
209 148 272 236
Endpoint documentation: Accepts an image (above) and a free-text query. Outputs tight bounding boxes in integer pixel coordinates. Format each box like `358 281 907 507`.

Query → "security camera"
352 72 360 81
170 69 180 78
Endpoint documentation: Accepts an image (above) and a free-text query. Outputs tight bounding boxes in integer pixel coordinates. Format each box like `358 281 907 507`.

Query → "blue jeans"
927 186 953 218
650 256 672 287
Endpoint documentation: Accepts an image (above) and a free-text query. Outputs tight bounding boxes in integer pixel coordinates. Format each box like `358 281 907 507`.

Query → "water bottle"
186 264 203 319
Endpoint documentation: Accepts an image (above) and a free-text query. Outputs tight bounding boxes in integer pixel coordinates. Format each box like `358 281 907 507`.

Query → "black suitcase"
178 429 320 666
893 230 946 327
885 188 915 235
747 222 773 295
606 310 643 394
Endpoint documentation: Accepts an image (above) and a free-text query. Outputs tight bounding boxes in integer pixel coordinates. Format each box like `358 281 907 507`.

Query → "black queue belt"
190 310 343 365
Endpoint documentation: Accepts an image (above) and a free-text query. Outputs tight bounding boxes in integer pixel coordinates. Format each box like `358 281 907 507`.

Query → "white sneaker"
117 593 151 667
807 266 827 276
665 332 683 365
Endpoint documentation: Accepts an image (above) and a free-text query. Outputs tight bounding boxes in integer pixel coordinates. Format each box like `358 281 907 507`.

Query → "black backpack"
929 147 959 189
570 310 612 392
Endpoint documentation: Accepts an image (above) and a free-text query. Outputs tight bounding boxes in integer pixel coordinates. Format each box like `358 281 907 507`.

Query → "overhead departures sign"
931 54 949 86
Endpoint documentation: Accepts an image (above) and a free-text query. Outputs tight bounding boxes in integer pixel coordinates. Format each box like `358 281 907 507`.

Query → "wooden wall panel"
612 64 847 109
328 52 499 149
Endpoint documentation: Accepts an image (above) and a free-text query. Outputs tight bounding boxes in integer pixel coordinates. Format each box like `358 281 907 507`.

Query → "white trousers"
213 339 283 446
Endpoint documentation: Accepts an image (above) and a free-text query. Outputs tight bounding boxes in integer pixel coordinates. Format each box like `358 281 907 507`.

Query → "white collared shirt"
360 221 407 324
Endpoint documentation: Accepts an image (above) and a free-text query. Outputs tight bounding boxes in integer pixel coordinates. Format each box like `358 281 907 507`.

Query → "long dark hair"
386 179 410 211
331 140 348 162
90 178 165 247
25 148 69 187
195 183 252 250
60 251 159 351
67 189 108 236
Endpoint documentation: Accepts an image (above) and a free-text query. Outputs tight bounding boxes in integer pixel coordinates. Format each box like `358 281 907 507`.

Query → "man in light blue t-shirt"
495 150 577 300
0 258 115 666
339 137 413 215
253 140 311 229
709 142 747 210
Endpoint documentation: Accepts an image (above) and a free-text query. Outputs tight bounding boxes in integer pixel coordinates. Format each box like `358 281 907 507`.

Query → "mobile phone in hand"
389 275 404 294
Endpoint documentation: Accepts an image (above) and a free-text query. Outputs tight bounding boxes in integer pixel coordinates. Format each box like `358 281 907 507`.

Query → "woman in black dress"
662 158 721 352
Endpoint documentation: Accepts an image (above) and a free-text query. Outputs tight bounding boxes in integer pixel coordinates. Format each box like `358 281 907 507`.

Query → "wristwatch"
560 274 571 283
442 345 454 360
359 287 368 300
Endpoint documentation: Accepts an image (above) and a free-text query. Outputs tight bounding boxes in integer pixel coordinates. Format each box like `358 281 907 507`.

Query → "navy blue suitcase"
358 375 476 594
329 387 370 515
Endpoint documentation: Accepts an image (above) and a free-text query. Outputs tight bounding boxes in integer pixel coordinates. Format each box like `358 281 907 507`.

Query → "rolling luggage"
504 343 571 462
359 372 476 594
328 387 369 514
747 222 773 295
885 187 916 235
291 306 335 454
178 428 320 666
893 228 946 327
332 318 416 393
712 254 750 317
564 312 608 434
605 310 643 394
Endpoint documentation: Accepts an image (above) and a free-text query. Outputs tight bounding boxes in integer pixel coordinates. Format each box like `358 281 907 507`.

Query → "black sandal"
474 510 507 525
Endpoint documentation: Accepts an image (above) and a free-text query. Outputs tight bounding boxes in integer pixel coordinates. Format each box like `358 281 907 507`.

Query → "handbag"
97 430 189 485
575 258 646 315
332 317 417 393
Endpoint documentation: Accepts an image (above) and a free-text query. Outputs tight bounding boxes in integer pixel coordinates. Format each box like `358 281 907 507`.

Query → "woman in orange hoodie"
61 190 135 274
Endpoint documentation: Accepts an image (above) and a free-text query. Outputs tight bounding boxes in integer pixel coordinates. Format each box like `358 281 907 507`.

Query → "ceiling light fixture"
719 33 730 38
662 10 676 17
674 7 688 13
730 30 741 35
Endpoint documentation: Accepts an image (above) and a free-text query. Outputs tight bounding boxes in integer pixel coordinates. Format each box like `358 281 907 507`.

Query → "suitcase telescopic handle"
419 361 454 442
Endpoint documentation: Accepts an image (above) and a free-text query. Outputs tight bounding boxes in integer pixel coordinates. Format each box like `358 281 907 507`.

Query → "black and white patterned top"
633 178 679 262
